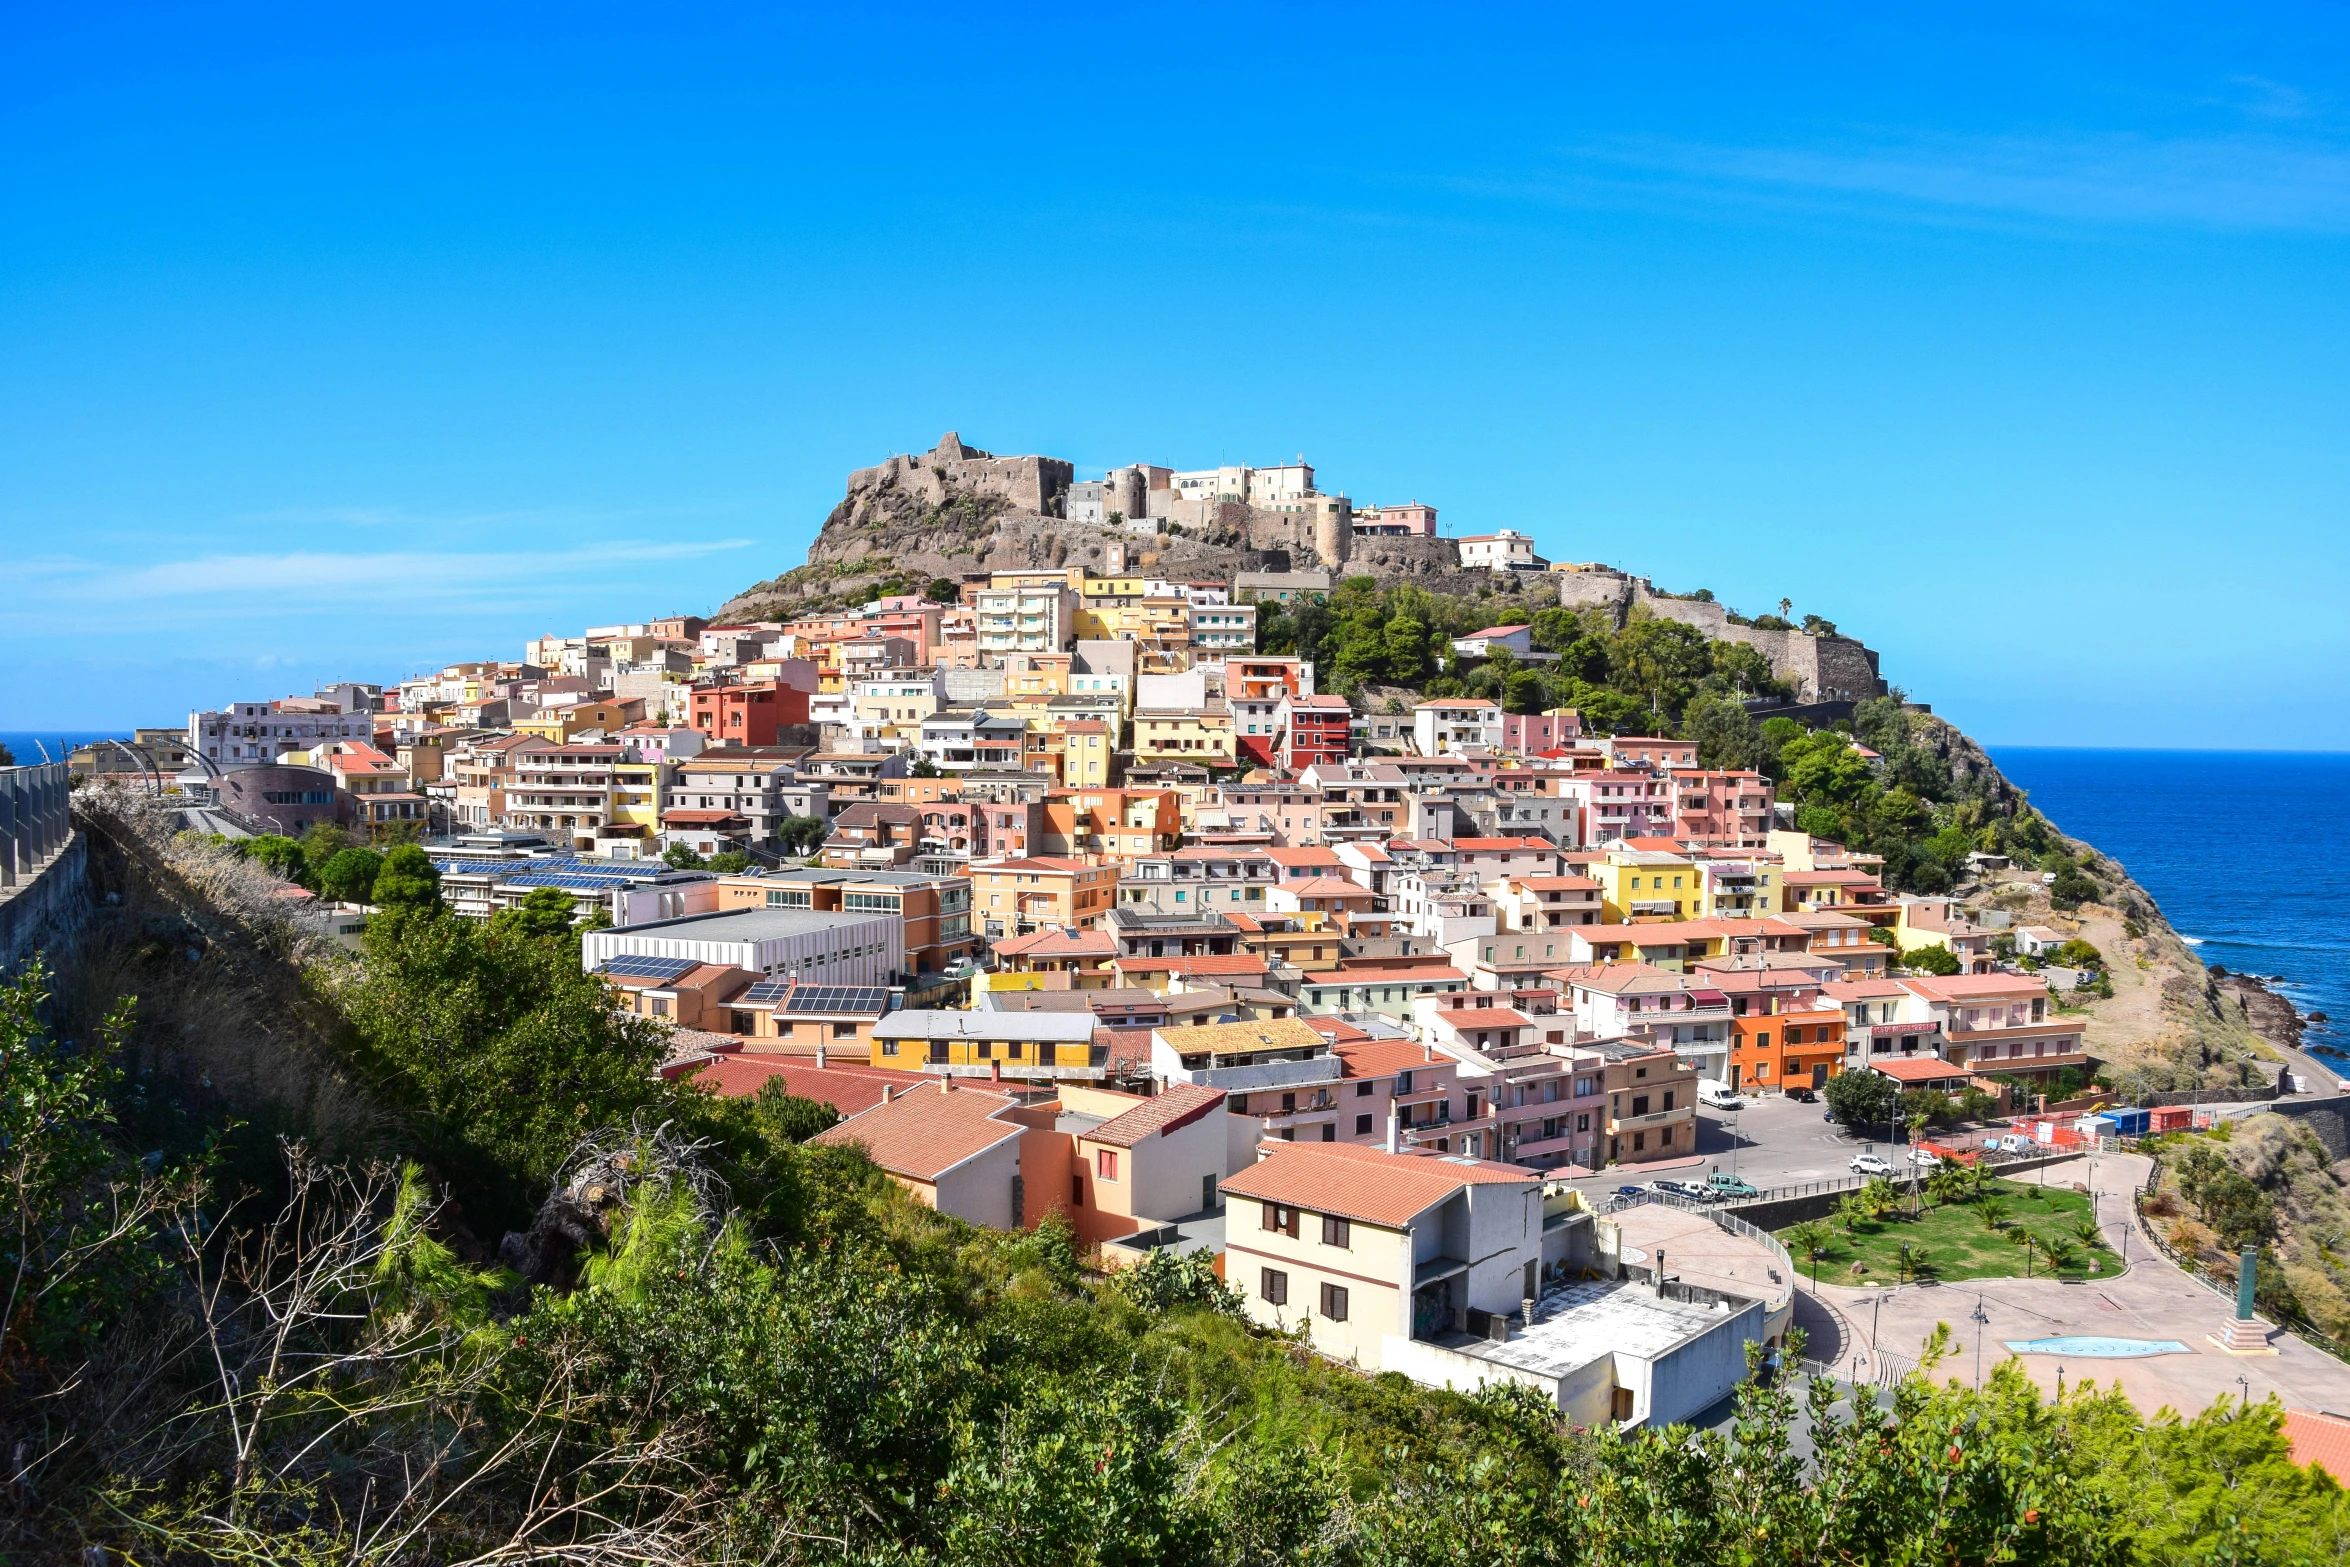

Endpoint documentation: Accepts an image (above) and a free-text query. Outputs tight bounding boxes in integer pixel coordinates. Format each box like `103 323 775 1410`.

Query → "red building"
1280 693 1354 770
689 680 810 747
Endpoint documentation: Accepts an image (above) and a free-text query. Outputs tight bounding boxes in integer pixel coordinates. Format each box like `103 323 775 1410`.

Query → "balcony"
1606 1106 1690 1133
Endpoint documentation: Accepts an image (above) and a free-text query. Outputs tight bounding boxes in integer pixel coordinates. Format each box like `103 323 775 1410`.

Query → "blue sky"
4 3 2347 746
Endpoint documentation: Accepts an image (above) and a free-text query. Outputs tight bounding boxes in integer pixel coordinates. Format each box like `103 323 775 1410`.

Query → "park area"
1776 1171 2115 1287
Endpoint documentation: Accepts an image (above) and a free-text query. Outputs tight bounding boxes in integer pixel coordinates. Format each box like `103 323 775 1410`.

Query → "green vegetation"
1825 1065 1903 1132
1781 1176 2106 1284
12 817 2346 1561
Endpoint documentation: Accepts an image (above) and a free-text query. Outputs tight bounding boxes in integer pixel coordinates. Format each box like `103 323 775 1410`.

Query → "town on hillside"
67 447 2146 1425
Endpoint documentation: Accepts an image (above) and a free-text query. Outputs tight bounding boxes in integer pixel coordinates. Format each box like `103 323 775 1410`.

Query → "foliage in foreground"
10 951 2350 1565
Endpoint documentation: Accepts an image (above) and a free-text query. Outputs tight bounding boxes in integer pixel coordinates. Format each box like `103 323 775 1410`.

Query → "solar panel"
598 954 697 982
780 985 888 1014
740 979 793 1004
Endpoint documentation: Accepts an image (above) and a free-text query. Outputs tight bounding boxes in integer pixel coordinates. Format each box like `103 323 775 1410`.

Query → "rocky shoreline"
2214 970 2317 1055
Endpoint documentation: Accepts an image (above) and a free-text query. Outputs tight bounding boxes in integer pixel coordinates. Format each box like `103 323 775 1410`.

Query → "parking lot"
1554 1091 1910 1198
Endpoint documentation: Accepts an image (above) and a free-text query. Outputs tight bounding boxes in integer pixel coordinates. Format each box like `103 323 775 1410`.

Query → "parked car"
1614 1185 1648 1199
1649 1179 1713 1203
1850 1152 1894 1176
1909 1146 1943 1168
1787 1085 1817 1103
1705 1171 1760 1200
1698 1080 1745 1111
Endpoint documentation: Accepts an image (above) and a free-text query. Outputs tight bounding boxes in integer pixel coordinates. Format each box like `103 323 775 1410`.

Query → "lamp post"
2238 1374 2251 1412
1971 1295 1991 1388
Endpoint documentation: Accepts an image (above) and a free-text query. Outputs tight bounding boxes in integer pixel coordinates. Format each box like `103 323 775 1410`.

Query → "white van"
1698 1080 1745 1111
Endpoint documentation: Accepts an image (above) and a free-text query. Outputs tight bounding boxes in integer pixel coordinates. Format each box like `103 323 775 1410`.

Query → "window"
1355 1113 1372 1135
1096 1148 1119 1181
1755 1031 1772 1050
1319 1283 1349 1322
1320 1215 1350 1248
1072 1174 1084 1207
1260 1268 1288 1306
1260 1203 1300 1237
1661 1125 1674 1146
1355 1080 1374 1097
880 1039 898 1056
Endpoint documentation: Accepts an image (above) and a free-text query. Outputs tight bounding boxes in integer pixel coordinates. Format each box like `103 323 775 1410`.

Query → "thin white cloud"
1510 126 2350 233
17 538 753 603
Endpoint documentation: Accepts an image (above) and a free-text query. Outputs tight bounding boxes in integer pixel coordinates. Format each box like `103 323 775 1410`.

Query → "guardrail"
0 763 72 890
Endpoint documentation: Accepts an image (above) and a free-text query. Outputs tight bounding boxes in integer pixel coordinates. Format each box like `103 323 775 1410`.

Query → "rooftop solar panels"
740 979 794 1004
598 954 698 982
781 985 890 1015
506 872 631 890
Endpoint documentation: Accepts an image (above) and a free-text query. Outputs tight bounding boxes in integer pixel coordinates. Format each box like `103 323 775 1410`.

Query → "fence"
0 763 72 890
1595 1190 1796 1316
2137 1156 2350 1365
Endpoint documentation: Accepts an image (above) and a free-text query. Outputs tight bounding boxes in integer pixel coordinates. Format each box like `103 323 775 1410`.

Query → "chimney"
1386 1105 1400 1154
941 1074 954 1094
990 1059 1002 1084
815 1040 828 1069
883 1082 898 1103
1655 1249 1666 1296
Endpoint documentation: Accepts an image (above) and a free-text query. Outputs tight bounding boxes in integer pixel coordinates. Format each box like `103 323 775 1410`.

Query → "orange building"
973 856 1122 940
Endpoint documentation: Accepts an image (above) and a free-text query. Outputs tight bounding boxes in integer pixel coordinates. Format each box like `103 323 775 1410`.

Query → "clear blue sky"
5 4 2346 746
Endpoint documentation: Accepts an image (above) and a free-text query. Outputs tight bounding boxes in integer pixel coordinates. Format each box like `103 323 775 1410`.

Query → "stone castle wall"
847 432 1074 520
1556 569 1886 701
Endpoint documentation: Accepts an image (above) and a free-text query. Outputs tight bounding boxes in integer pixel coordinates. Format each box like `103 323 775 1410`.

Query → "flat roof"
587 907 892 944
872 1011 1098 1043
1454 1277 1746 1379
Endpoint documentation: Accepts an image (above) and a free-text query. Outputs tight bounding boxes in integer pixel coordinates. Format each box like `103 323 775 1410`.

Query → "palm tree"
1785 1221 1833 1287
1962 1162 1990 1202
1979 1198 2011 1232
1778 597 1794 621
2043 1236 2084 1275
2071 1217 2103 1249
1837 1195 1869 1237
1926 1166 1965 1210
1862 1176 1902 1219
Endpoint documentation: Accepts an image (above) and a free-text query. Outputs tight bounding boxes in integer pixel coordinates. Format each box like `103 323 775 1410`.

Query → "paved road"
1798 1152 2350 1415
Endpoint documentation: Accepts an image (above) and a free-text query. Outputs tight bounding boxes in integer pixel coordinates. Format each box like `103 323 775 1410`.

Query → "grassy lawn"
1776 1178 2113 1287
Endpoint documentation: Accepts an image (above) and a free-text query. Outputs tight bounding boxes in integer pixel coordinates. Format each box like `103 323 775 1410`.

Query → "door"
1812 1064 1829 1090
1202 1173 1219 1213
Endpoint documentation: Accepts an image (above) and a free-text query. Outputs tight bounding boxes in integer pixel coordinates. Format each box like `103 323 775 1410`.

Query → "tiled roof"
1334 1036 1438 1079
1115 952 1271 977
1156 1018 1327 1056
1899 974 2048 1001
1869 1056 1972 1083
1432 1007 1537 1029
812 1081 1026 1181
2284 1409 2350 1483
1279 876 1375 898
680 1057 897 1114
1219 1142 1536 1229
1084 1083 1227 1148
1095 1025 1158 1072
992 927 1119 958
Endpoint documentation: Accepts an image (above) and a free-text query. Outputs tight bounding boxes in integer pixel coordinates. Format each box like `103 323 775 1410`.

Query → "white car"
1849 1153 1894 1176
1909 1146 1943 1168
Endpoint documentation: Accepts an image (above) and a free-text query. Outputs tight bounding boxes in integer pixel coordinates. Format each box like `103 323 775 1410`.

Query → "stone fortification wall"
1557 569 1887 702
844 432 1072 520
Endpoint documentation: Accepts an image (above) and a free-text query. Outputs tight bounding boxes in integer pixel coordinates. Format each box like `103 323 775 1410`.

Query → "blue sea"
0 730 136 766
1994 748 2350 1055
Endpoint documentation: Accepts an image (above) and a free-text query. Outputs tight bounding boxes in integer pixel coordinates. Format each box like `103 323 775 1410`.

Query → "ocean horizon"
1993 746 2350 1056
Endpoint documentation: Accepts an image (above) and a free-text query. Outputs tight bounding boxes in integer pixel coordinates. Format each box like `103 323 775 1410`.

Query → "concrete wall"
1641 1297 1766 1427
0 834 88 976
931 1135 1023 1229
0 764 86 974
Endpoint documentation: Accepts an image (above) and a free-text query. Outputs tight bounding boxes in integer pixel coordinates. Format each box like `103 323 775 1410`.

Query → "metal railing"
1597 1189 1796 1314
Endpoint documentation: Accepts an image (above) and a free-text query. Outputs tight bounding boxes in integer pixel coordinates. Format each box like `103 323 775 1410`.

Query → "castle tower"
1314 496 1351 569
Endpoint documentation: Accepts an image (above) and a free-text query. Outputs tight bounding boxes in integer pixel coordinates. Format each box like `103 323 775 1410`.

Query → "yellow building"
1080 596 1195 654
610 758 665 843
865 1010 1103 1080
512 700 641 742
1590 850 1702 922
1133 706 1236 765
1045 719 1115 788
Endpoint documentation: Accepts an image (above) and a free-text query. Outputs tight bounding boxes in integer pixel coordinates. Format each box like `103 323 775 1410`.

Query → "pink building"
1669 768 1774 847
1499 709 1582 754
1352 501 1438 537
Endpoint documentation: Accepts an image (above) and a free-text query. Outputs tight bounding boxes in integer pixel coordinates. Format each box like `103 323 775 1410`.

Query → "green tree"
299 821 354 884
1502 668 1551 715
1902 942 1964 977
317 845 383 904
370 843 443 914
244 833 307 882
923 576 957 603
1784 1219 1834 1285
1680 692 1767 770
750 1077 840 1144
663 841 709 869
707 851 752 872
488 884 581 944
776 814 830 855
1608 615 1713 721
1824 1065 1901 1132
910 756 943 778
1380 615 1431 683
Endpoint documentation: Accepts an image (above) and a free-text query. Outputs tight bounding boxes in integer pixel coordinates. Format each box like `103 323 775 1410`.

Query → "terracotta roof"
1334 1036 1438 1079
1084 1083 1228 1148
2284 1409 2350 1483
1783 869 1881 885
1264 847 1344 867
992 927 1119 958
1869 1057 1972 1084
1432 1006 1536 1030
1219 1141 1537 1229
662 809 753 825
1095 1026 1158 1072
1899 974 2050 1001
679 1057 898 1114
1502 875 1601 891
1279 876 1375 898
812 1081 1027 1181
976 856 1096 874
1821 978 1912 999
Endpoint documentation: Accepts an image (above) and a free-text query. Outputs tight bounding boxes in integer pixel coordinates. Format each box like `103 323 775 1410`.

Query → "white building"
583 906 903 986
1413 699 1505 756
190 700 372 767
1458 530 1542 571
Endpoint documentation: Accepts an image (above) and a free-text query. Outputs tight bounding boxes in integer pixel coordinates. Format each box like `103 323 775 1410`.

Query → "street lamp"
1971 1295 1991 1388
2238 1374 2251 1412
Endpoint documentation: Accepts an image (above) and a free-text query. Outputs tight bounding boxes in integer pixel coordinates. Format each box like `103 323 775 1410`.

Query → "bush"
1902 943 1963 976
1826 1067 1902 1132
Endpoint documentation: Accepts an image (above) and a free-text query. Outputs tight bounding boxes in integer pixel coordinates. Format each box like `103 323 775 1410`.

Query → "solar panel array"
780 985 890 1015
740 979 794 1004
598 954 698 982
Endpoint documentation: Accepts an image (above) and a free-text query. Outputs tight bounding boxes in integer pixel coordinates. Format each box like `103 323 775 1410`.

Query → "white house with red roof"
1413 698 1504 757
1449 624 1535 659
